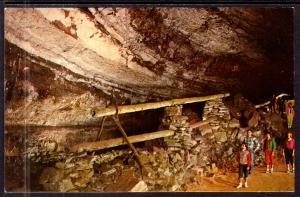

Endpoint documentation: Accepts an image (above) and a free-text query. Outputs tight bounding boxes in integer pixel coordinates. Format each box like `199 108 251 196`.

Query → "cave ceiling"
4 7 293 104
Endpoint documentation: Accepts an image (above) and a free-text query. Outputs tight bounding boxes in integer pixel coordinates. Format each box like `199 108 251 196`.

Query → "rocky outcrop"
5 7 293 111
4 7 293 192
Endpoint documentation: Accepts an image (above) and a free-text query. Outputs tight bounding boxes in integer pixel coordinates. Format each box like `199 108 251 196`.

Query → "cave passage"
4 7 294 192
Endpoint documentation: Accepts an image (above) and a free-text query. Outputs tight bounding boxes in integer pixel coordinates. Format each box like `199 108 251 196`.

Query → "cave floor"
185 159 294 192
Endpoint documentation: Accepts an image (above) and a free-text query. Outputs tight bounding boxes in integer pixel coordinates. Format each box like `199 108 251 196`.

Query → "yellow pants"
287 115 294 128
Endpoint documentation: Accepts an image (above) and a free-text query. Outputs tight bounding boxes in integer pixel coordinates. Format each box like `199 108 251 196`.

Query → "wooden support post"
95 116 107 141
112 115 145 169
91 93 230 118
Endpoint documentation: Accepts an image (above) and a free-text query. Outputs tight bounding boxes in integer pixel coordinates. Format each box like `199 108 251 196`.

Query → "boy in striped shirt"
243 129 260 174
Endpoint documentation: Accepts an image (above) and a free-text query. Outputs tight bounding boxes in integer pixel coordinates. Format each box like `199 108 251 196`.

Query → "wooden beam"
70 130 175 153
91 93 230 118
255 93 290 109
189 118 214 129
255 101 270 109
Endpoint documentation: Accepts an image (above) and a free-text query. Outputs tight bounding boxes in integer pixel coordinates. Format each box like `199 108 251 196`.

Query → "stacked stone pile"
139 147 182 191
161 106 197 151
203 98 231 121
38 147 187 192
37 98 270 192
156 101 242 188
158 103 236 188
39 150 134 192
25 127 110 164
188 98 243 171
158 105 198 190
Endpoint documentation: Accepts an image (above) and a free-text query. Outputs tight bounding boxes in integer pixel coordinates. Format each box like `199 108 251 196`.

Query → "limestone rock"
39 167 64 191
214 132 227 143
130 181 148 192
199 124 213 136
59 178 75 192
229 118 240 128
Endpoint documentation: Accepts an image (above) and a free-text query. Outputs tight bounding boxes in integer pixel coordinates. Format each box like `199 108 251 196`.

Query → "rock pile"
37 98 271 192
203 98 231 121
27 134 67 163
38 147 182 192
155 102 242 189
140 147 182 191
189 98 242 171
39 150 134 192
25 127 114 164
162 106 197 151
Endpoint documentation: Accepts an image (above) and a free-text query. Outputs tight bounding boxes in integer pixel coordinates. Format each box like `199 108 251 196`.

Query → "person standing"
263 132 277 173
236 143 251 189
286 102 294 129
244 130 260 174
269 94 276 113
283 132 295 173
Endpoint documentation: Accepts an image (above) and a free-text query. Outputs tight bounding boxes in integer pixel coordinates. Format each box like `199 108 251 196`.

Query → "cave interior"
4 7 294 192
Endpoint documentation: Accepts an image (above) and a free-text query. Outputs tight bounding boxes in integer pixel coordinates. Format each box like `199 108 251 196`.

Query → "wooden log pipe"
91 93 230 118
70 130 175 153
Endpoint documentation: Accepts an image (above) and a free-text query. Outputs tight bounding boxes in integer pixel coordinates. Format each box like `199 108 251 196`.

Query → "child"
236 143 251 189
263 132 276 173
283 131 295 173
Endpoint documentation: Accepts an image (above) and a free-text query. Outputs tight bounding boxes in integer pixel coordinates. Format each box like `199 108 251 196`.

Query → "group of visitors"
236 130 295 189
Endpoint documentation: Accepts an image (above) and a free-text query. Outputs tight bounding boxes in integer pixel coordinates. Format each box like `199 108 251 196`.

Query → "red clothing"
265 149 275 165
264 139 271 151
237 150 250 167
284 139 295 150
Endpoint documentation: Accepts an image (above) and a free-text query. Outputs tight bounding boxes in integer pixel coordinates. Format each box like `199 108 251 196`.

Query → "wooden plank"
255 93 290 108
70 130 175 153
189 118 214 129
255 101 270 108
91 93 230 118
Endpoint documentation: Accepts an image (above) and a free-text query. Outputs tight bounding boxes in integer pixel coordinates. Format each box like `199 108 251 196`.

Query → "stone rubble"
37 97 274 192
27 136 67 164
39 150 134 192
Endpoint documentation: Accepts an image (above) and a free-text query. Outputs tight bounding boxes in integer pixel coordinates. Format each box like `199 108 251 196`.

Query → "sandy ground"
186 159 294 192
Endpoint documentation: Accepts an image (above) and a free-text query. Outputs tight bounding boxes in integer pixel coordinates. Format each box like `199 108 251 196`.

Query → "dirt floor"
186 159 294 192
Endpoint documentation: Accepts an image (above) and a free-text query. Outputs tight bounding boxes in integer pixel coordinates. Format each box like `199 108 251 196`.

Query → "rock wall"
6 97 288 192
34 99 248 191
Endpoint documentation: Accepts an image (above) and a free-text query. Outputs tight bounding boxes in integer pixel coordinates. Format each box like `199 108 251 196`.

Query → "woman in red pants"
263 132 277 173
